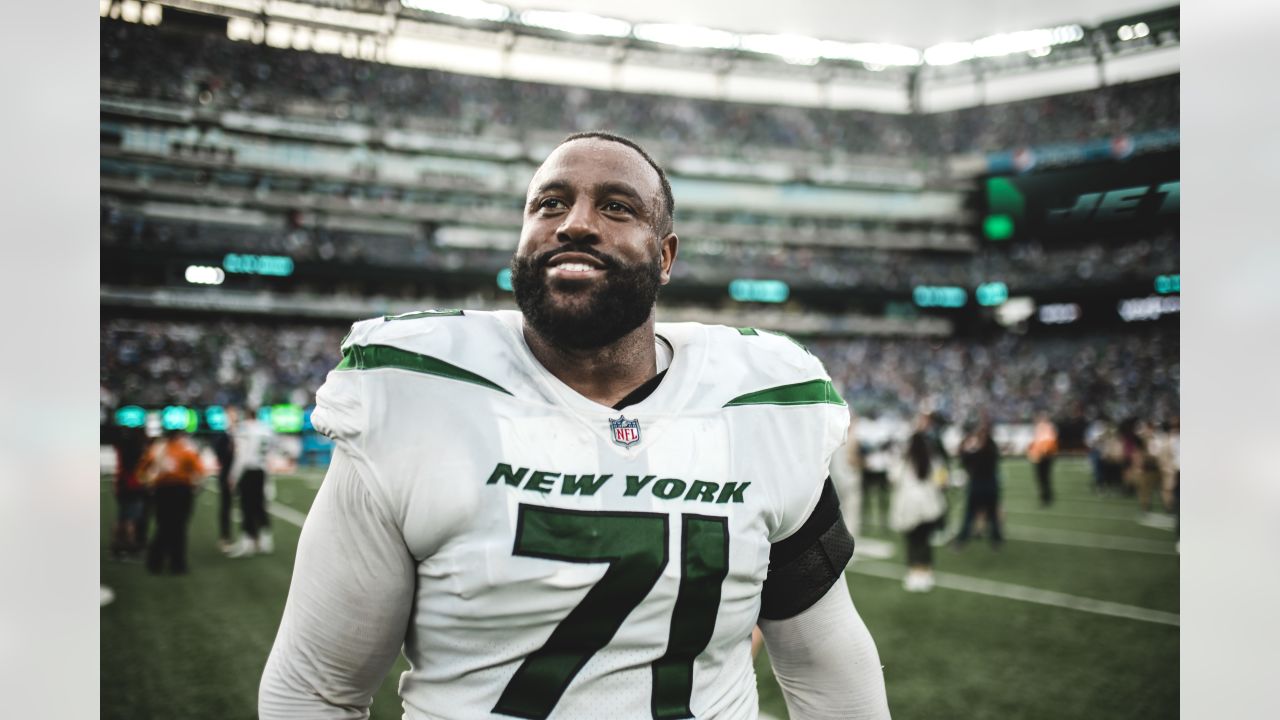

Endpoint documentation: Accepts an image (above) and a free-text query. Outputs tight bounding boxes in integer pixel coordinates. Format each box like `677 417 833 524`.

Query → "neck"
523 312 658 408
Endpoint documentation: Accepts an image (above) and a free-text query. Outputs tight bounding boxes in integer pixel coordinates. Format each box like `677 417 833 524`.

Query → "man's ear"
658 233 678 285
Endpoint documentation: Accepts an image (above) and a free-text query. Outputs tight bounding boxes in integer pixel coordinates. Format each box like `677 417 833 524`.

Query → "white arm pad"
759 580 891 720
259 450 415 719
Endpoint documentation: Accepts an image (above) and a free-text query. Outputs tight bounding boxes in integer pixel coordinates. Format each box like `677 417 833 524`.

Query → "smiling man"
259 132 891 720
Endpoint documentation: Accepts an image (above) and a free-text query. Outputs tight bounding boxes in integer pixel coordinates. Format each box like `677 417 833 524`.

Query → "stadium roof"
500 0 1173 48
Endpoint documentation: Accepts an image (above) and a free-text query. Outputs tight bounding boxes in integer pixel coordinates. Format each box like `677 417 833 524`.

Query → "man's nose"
556 203 600 244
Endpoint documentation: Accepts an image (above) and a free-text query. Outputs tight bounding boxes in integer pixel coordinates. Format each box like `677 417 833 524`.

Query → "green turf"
101 457 1177 719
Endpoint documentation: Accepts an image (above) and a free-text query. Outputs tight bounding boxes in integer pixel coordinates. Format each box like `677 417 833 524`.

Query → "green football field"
100 457 1178 719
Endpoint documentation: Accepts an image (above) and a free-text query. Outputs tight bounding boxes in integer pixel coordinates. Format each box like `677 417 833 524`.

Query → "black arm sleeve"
759 478 855 621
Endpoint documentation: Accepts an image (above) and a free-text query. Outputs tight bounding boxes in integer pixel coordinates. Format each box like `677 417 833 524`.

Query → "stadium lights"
739 33 823 65
1117 22 1150 41
401 0 510 23
925 24 1083 65
632 23 739 50
185 265 226 285
519 9 631 38
819 41 922 67
923 42 975 66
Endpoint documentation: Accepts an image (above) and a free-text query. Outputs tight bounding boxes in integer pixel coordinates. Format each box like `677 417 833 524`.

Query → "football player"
260 132 891 719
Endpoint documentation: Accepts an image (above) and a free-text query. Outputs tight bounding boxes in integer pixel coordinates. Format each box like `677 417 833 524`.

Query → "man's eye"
539 198 565 209
604 201 632 214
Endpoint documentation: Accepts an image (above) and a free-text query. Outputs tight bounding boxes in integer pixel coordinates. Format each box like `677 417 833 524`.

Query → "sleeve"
759 581 891 720
258 449 415 720
760 479 854 620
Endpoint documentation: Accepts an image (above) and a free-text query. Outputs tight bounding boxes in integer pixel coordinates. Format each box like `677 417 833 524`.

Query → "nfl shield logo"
609 415 641 448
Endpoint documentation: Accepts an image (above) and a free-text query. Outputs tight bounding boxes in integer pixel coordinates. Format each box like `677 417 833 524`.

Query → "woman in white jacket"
889 431 948 592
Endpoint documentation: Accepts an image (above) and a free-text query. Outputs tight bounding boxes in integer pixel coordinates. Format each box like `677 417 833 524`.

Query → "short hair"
558 131 675 237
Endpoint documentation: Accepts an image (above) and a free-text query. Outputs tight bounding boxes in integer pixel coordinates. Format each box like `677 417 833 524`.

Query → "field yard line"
1002 508 1147 522
847 560 1180 627
269 502 309 527
201 481 309 528
1003 526 1176 555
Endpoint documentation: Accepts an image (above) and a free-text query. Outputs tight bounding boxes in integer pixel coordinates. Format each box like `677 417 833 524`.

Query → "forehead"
528 139 661 199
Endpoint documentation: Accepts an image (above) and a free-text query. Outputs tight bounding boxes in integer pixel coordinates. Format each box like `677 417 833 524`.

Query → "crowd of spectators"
101 318 1178 429
811 328 1179 428
101 19 1178 160
102 207 1178 294
100 319 345 411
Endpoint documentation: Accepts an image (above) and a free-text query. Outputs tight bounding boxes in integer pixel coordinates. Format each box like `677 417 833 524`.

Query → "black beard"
511 245 662 350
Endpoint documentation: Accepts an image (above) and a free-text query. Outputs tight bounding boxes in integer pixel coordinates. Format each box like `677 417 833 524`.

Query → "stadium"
99 1 1180 718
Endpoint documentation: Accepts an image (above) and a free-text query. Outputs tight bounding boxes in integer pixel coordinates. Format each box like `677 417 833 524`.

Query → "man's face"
512 138 677 350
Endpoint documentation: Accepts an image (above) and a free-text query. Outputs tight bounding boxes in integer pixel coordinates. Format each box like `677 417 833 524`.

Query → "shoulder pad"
660 323 843 409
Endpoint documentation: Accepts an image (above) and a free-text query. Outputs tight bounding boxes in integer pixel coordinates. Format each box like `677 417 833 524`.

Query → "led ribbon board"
223 253 294 277
728 279 789 303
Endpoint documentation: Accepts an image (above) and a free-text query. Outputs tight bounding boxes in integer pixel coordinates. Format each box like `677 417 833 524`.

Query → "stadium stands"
98 12 1180 424
101 19 1177 158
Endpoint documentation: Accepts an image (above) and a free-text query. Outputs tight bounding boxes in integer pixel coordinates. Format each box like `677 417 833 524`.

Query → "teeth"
556 263 595 272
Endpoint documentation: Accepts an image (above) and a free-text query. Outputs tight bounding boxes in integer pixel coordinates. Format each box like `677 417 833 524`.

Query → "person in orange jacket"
1027 412 1059 507
139 429 208 575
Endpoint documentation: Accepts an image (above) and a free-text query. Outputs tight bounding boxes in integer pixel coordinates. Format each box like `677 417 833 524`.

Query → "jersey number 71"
494 505 730 720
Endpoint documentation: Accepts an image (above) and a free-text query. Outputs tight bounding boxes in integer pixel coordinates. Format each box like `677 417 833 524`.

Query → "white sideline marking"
847 560 1179 627
202 481 308 528
873 521 1175 556
1003 508 1149 522
1003 526 1176 555
1137 513 1178 530
269 502 308 528
852 537 896 560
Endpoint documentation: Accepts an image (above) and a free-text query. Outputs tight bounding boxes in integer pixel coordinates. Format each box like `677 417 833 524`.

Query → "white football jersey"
232 417 273 472
310 310 849 720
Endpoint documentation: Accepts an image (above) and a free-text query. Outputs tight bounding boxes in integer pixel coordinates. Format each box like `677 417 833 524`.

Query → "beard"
511 244 663 350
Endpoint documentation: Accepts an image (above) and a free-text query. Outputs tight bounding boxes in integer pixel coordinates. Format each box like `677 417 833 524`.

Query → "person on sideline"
138 429 207 575
890 431 947 592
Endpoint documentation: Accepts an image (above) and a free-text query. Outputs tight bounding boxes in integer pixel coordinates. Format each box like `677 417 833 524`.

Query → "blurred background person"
1027 411 1059 506
1097 417 1128 496
918 410 953 543
138 428 207 575
857 409 894 533
952 417 1003 549
1084 415 1106 495
226 405 275 557
211 406 236 553
829 411 863 536
109 424 149 561
889 429 947 592
1153 416 1180 515
1124 418 1165 514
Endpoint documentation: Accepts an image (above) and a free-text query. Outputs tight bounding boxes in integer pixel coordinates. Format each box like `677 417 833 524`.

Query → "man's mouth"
544 252 608 281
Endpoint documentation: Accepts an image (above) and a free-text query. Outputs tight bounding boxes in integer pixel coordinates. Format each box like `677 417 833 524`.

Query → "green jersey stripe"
335 343 512 395
723 379 845 407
